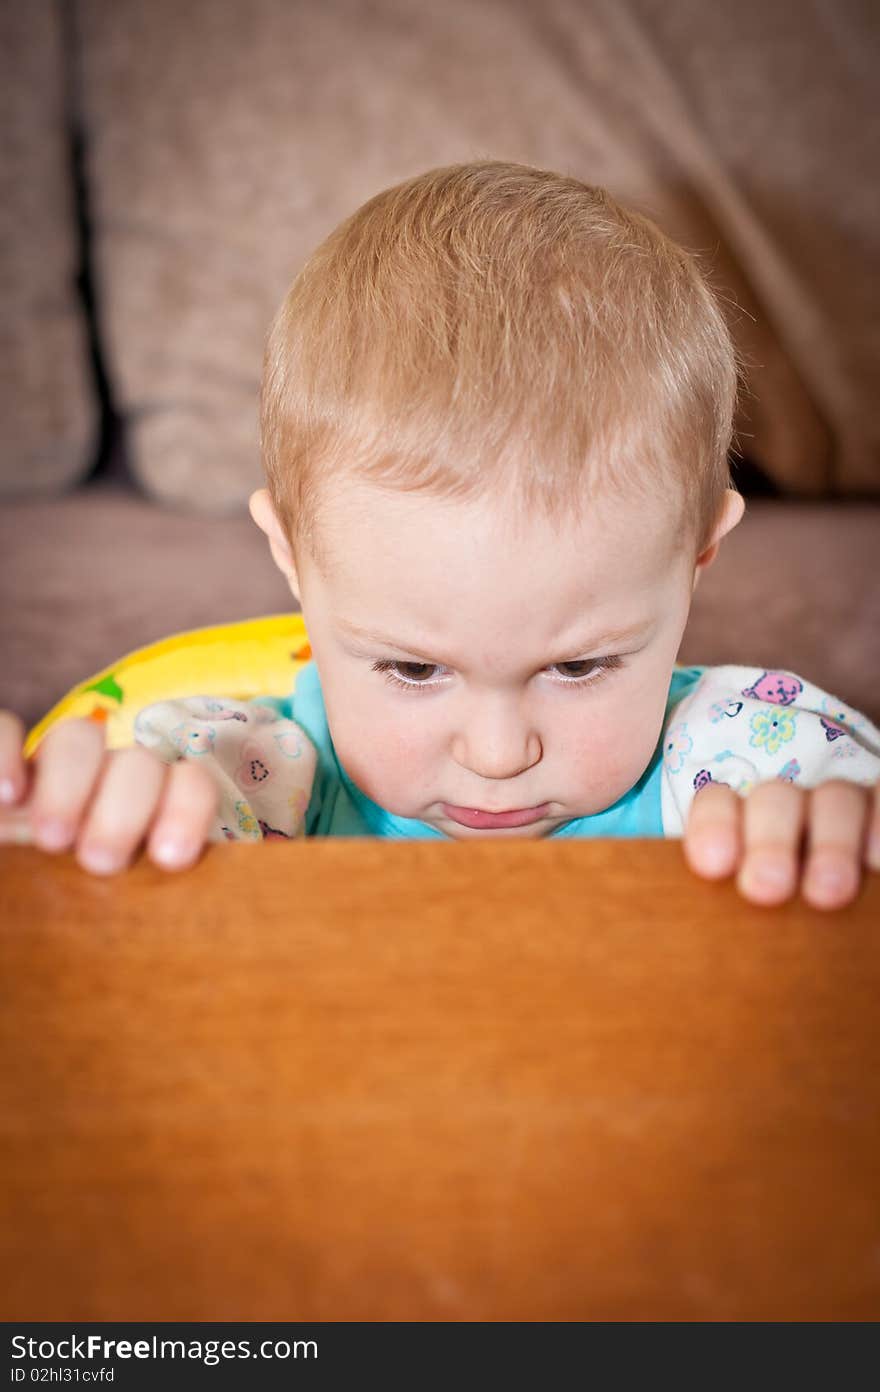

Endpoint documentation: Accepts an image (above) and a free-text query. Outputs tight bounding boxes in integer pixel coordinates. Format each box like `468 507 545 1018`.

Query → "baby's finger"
0 805 33 845
29 719 106 852
867 782 880 873
801 779 869 910
0 711 28 806
737 779 806 905
146 761 220 871
683 781 741 878
75 745 166 875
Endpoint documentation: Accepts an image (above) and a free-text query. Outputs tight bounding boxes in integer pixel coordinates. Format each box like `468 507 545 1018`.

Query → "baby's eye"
549 655 622 684
372 658 443 691
390 662 437 683
551 659 603 681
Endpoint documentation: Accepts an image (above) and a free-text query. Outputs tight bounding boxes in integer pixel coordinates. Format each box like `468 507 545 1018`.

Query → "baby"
1 161 878 908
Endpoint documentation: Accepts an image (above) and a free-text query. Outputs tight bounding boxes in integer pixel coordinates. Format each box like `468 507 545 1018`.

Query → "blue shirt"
262 660 705 839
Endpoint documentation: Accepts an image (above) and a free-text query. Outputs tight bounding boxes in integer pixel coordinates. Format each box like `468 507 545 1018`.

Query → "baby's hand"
0 711 219 875
683 777 880 909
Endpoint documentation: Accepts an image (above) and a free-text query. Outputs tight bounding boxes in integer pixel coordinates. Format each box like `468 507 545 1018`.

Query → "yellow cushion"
26 614 311 757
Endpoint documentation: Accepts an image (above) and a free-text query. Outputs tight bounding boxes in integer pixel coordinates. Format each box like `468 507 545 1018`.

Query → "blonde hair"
261 160 739 570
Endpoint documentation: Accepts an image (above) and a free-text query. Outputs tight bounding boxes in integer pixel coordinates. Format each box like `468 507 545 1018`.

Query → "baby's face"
295 476 697 838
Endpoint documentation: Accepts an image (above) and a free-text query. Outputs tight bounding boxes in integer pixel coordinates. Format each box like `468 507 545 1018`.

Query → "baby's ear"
248 489 301 601
692 488 745 592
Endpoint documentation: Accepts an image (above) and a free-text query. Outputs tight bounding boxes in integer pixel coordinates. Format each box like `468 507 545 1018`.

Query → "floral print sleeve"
660 666 880 836
133 696 318 842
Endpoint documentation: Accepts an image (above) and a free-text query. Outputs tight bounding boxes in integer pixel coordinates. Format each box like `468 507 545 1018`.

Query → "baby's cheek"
562 740 624 809
559 708 656 809
377 736 440 813
603 704 669 793
333 710 430 813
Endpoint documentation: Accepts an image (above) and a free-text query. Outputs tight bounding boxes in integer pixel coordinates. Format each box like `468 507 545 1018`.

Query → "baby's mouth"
441 803 551 830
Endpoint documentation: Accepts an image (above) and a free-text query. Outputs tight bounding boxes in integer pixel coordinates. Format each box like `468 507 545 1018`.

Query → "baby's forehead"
313 468 687 551
306 471 691 597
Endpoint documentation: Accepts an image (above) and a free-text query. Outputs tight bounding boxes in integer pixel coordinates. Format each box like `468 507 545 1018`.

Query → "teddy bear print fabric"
133 695 318 841
660 666 880 836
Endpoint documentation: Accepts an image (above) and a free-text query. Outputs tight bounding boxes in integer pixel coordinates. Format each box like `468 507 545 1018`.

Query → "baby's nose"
451 701 542 781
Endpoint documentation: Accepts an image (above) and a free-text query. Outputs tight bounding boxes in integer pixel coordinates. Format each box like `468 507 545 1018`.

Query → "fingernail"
698 839 734 875
806 864 853 899
79 844 122 875
34 818 73 852
1 819 33 846
745 859 791 892
153 838 193 868
812 868 843 891
0 778 18 805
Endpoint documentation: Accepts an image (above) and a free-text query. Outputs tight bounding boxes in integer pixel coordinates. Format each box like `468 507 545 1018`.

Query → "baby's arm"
0 710 218 874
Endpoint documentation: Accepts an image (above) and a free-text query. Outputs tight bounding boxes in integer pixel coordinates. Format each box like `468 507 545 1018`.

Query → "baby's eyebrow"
337 621 440 660
336 617 650 663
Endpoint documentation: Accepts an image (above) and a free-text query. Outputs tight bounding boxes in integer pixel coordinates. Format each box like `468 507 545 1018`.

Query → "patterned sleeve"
660 665 880 836
132 695 318 842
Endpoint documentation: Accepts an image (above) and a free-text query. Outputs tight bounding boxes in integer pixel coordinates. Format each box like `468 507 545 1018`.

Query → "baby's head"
252 160 744 837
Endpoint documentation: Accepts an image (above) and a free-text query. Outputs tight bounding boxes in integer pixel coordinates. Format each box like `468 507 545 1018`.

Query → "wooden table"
1 841 878 1321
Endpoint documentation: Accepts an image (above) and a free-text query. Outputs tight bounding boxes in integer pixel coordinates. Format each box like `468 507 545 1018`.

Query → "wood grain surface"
1 840 878 1321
